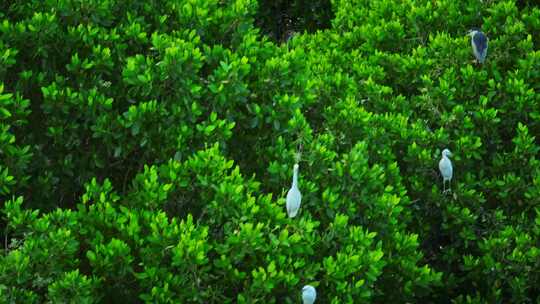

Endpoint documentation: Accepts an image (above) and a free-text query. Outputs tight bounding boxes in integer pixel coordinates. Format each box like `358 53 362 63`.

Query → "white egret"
438 149 453 193
286 163 302 218
302 285 317 304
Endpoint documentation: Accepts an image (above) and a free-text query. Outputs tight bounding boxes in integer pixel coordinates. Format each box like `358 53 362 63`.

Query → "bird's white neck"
292 166 299 188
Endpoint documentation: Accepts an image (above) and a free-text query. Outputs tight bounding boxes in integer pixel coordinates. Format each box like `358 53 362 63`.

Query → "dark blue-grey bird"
468 29 488 64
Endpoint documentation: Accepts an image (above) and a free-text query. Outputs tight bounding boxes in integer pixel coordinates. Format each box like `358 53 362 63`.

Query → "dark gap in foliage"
515 0 536 10
256 0 334 42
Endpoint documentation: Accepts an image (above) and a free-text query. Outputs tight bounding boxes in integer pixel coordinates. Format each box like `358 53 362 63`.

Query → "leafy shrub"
1 0 539 302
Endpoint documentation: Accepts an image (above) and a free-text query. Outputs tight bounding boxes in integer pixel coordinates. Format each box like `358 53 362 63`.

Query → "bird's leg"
442 180 446 193
443 180 452 194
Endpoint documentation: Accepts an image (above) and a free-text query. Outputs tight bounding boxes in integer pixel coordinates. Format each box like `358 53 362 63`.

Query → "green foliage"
1 0 540 302
0 84 31 196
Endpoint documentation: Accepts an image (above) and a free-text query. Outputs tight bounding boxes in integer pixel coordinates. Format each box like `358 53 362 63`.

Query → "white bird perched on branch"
302 285 317 304
438 149 453 193
286 163 302 218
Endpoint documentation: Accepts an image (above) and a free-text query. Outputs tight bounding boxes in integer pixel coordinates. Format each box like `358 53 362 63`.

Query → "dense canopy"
1 0 540 303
